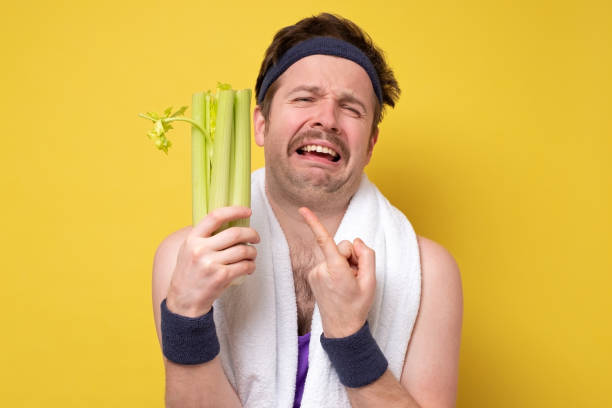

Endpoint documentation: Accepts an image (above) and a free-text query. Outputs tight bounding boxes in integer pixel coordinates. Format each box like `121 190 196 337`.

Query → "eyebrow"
287 85 369 114
338 93 368 115
287 85 322 95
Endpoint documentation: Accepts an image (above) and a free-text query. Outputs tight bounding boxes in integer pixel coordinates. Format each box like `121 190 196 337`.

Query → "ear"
365 126 379 165
253 105 266 147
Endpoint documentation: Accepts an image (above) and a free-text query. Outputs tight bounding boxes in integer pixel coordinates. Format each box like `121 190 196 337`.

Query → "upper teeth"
301 144 339 158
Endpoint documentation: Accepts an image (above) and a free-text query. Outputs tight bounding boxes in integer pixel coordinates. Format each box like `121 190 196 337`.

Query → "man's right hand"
165 206 260 318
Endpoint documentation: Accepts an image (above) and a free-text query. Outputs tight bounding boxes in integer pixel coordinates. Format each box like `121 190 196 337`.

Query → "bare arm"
346 236 463 408
299 206 462 408
346 370 421 407
399 236 463 407
152 207 259 408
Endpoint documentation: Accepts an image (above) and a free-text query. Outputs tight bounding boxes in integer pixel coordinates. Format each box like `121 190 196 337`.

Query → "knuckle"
184 236 197 250
207 211 221 224
214 266 229 284
316 236 329 246
239 262 250 274
227 227 242 243
188 245 200 261
198 256 215 272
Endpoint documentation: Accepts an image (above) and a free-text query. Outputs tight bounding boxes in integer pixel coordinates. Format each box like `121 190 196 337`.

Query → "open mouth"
296 144 341 163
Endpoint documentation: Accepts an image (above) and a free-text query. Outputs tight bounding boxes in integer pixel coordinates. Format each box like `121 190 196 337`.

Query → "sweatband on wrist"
320 321 388 388
257 36 383 104
160 298 220 365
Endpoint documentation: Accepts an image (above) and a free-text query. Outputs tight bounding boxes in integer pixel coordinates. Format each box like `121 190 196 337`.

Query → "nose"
310 99 340 134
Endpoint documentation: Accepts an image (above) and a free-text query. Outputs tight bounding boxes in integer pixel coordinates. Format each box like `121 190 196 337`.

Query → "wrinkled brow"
287 85 324 96
287 85 368 114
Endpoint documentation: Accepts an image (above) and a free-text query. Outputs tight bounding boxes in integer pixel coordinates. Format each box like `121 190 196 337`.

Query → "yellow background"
1 0 610 406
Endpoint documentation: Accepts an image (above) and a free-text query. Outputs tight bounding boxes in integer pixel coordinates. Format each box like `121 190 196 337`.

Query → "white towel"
214 168 421 407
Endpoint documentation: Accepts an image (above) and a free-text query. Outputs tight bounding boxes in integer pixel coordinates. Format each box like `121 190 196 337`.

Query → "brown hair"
255 13 401 131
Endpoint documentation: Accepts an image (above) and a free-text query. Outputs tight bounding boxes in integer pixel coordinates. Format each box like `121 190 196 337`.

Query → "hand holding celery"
140 84 253 286
164 206 259 316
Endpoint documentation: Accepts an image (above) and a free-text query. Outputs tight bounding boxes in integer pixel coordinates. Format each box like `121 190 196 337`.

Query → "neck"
264 178 349 246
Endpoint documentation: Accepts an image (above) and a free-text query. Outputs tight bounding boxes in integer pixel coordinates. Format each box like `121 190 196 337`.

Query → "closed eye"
342 105 363 116
293 97 314 102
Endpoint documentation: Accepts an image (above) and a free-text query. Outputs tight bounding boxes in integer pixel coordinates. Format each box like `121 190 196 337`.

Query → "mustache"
288 129 349 159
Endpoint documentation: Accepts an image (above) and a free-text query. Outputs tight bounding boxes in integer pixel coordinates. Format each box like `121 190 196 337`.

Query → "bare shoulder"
153 226 193 284
155 226 193 262
151 226 193 346
399 235 463 407
416 235 462 283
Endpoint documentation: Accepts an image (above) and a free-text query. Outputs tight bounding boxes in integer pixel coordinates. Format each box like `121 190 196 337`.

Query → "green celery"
208 89 236 212
139 85 252 285
229 89 252 228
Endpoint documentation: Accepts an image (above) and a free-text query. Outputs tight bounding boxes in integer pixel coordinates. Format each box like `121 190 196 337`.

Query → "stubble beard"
267 153 350 209
265 130 359 210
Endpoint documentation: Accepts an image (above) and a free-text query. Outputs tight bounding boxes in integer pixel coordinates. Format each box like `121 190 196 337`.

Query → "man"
152 13 462 408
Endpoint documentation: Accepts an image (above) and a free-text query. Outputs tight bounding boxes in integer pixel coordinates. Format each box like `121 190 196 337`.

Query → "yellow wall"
1 1 610 406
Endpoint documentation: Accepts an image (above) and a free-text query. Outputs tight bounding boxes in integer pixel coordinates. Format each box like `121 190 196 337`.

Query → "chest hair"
288 241 319 335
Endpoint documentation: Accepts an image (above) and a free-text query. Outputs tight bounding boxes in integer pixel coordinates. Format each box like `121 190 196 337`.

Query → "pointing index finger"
298 207 340 261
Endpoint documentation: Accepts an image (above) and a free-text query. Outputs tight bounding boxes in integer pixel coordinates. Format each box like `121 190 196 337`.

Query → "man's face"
254 54 379 208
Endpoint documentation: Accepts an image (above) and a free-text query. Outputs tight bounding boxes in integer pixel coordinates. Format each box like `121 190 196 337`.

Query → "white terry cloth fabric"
213 168 421 408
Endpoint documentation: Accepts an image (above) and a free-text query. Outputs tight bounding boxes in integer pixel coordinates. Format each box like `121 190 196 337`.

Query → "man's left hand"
299 207 377 338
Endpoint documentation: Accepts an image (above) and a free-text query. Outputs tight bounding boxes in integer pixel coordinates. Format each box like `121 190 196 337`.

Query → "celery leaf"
172 106 188 117
146 112 161 120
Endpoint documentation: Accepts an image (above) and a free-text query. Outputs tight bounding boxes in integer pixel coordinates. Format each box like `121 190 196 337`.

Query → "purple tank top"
293 332 311 408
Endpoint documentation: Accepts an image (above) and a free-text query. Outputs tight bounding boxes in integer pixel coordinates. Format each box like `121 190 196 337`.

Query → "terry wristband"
320 321 388 388
160 298 220 365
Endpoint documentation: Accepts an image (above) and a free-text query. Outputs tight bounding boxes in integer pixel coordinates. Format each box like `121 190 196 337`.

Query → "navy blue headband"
257 36 383 104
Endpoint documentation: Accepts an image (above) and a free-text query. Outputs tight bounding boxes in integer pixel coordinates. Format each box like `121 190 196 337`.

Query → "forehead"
274 54 377 105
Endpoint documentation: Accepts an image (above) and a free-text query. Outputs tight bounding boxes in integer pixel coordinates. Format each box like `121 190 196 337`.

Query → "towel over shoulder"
213 168 421 408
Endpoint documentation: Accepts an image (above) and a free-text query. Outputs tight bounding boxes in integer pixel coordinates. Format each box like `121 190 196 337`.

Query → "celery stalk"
140 84 252 286
229 89 252 228
227 89 252 286
204 92 212 194
208 89 236 212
